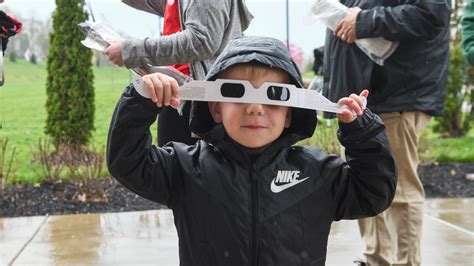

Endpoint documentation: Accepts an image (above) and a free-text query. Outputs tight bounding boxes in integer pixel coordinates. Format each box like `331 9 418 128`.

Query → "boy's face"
208 67 291 149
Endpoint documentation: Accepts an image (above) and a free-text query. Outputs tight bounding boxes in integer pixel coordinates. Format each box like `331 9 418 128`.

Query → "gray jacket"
121 0 253 80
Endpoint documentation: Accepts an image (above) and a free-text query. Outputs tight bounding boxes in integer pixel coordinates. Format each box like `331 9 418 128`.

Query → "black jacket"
107 37 397 265
323 0 451 116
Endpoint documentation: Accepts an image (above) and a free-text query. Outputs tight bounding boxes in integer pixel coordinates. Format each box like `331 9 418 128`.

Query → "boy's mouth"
243 124 267 130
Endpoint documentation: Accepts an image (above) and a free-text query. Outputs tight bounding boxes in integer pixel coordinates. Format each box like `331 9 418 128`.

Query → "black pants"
157 102 197 147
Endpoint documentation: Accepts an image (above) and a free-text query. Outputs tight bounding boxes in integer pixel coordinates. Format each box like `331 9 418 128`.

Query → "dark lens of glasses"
221 83 245 98
267 86 290 101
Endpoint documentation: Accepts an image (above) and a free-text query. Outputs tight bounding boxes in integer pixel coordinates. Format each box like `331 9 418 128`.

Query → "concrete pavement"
1 198 473 265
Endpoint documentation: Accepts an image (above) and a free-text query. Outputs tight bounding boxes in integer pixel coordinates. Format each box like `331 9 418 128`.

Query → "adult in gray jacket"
323 1 451 265
105 0 253 146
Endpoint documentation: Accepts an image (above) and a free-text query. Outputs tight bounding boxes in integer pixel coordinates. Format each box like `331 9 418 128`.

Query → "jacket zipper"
250 163 259 266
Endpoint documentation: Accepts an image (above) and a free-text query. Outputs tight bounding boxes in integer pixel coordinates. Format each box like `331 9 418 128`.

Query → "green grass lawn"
419 124 474 163
0 59 134 183
0 63 472 184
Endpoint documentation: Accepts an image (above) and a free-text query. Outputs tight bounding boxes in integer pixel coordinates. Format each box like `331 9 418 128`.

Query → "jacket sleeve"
462 0 474 66
122 0 231 68
106 84 183 206
355 1 451 41
329 109 397 220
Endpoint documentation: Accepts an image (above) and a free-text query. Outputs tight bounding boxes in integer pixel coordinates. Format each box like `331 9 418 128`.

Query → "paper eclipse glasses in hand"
132 75 366 114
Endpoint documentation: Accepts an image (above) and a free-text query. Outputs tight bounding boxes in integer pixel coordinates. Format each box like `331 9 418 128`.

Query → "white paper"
78 21 121 51
310 0 399 65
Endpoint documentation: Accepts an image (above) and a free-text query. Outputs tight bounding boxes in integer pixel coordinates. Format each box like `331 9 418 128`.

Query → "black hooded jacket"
107 36 397 265
323 0 451 116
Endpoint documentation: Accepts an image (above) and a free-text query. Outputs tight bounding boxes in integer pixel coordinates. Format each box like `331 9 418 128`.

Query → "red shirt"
163 0 190 76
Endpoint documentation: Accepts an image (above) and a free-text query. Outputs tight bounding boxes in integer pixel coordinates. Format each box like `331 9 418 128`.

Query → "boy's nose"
246 103 265 115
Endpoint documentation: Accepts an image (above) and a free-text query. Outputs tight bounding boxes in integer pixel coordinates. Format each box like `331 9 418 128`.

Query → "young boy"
107 36 397 265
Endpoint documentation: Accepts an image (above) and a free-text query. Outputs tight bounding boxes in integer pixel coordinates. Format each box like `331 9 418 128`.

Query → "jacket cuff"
355 9 375 39
122 39 148 69
338 108 377 133
123 84 161 112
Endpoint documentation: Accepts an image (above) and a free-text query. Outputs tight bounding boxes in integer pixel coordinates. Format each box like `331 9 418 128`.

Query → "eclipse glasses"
132 73 366 114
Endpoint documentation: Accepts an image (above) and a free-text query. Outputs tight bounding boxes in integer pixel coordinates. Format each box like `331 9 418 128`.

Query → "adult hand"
334 7 361 44
337 89 369 123
142 73 181 108
0 0 4 3
104 40 125 67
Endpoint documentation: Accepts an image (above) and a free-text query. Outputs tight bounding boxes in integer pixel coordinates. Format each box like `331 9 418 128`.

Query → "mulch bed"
1 178 164 218
1 162 473 218
418 162 474 198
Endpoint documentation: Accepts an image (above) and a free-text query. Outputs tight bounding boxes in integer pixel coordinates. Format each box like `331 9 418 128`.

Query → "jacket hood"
190 36 317 143
238 0 254 31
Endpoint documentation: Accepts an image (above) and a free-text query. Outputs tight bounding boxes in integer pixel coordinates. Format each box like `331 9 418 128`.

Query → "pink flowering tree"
287 42 305 69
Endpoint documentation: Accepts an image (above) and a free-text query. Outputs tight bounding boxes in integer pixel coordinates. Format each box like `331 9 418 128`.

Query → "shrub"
29 53 37 64
8 51 16 62
434 0 473 137
33 138 63 181
302 115 340 155
45 0 94 148
32 139 108 202
67 145 107 202
0 138 16 206
434 41 473 137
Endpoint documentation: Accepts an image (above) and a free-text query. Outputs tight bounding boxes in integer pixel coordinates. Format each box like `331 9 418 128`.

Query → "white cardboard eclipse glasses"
131 72 366 114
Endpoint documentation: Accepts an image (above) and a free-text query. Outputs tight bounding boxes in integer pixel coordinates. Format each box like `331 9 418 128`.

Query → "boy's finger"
143 77 157 103
351 98 363 116
337 110 354 123
341 98 361 117
349 93 365 110
351 99 363 116
337 97 349 105
360 91 368 108
170 98 181 108
171 79 180 98
151 78 164 107
360 89 369 98
160 77 172 107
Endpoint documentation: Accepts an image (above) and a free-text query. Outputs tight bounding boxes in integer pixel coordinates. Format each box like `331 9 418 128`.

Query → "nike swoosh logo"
270 176 310 193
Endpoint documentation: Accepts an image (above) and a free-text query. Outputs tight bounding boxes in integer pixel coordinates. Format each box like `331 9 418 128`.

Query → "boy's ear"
208 102 223 123
285 108 292 128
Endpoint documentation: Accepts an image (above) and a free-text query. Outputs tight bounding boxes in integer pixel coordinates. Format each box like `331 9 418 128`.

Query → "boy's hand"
337 89 369 123
142 73 181 108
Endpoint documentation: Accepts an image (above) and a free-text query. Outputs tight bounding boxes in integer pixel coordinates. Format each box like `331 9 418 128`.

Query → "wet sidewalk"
1 198 473 265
